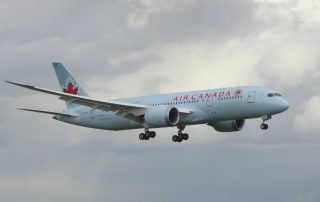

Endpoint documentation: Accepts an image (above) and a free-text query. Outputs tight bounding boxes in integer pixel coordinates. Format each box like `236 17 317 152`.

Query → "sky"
1 0 320 201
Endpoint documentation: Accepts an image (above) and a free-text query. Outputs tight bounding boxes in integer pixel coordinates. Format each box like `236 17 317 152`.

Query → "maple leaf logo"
63 82 78 95
234 89 242 96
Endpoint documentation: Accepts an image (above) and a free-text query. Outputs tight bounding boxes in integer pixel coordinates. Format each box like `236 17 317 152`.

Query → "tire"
183 133 189 140
260 124 268 130
139 133 145 140
177 137 183 142
260 124 264 130
145 131 150 137
150 131 156 138
172 135 178 142
178 133 184 139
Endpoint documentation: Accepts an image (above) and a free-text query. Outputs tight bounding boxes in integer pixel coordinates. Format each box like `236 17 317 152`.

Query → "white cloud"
127 0 194 30
87 38 267 99
294 0 320 27
255 36 320 89
255 0 320 28
253 0 320 90
295 95 320 132
88 30 320 99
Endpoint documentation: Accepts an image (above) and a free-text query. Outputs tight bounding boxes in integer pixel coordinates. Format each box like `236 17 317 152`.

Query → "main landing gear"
139 129 156 141
172 126 189 143
138 126 189 142
260 115 271 130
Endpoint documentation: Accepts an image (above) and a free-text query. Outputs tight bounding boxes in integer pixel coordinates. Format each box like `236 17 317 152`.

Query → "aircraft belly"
216 101 265 121
57 112 142 130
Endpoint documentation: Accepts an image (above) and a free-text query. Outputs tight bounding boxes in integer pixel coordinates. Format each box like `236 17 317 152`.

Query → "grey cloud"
0 1 127 42
254 37 320 89
1 0 320 202
128 0 259 45
103 52 160 79
2 133 320 202
0 0 259 93
139 76 170 95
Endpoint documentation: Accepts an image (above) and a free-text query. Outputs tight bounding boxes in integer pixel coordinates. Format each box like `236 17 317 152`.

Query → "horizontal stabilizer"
18 108 78 117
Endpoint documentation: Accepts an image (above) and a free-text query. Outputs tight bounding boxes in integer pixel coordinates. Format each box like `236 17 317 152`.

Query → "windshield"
268 93 282 97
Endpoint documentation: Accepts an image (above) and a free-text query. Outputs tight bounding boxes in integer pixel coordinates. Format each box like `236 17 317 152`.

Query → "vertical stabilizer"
52 62 89 109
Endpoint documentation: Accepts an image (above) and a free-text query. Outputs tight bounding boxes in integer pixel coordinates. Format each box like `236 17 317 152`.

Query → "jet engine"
144 106 180 128
209 120 245 132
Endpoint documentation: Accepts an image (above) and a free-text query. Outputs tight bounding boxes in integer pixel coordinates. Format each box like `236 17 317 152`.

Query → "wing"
6 81 148 124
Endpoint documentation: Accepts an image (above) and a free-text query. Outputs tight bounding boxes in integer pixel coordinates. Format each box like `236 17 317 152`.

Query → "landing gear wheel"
183 133 189 140
145 131 150 138
139 133 145 140
139 129 157 141
172 135 179 142
175 126 189 142
178 133 184 139
150 131 156 138
260 124 268 130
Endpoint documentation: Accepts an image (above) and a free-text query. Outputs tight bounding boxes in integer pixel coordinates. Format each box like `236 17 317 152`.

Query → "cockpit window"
268 93 282 97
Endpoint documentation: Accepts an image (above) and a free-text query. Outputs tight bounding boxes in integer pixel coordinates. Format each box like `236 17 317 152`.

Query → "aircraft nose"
278 99 289 112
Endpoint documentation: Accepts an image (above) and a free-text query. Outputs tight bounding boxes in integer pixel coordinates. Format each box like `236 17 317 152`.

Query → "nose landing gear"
260 115 271 130
260 123 268 130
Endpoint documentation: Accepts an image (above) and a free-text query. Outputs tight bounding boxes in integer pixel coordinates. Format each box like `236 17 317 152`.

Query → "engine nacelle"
209 120 245 132
144 106 180 128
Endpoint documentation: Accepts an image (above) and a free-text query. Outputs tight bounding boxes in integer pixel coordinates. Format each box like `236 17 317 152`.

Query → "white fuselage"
57 86 289 130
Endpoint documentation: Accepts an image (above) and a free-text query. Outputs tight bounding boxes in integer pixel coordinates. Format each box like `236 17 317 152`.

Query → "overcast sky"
1 0 320 201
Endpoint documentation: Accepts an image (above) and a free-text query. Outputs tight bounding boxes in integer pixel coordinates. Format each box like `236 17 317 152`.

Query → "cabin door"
248 91 256 103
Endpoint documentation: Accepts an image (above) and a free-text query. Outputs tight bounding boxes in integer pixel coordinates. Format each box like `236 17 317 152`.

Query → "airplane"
6 63 289 143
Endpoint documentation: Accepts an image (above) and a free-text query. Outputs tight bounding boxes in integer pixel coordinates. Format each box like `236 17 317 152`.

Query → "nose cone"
277 99 289 113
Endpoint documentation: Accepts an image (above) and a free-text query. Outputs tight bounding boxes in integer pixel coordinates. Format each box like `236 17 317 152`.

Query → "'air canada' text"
172 89 242 101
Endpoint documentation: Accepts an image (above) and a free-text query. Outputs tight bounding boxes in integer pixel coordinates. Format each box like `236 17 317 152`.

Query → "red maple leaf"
234 89 242 95
63 82 78 95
